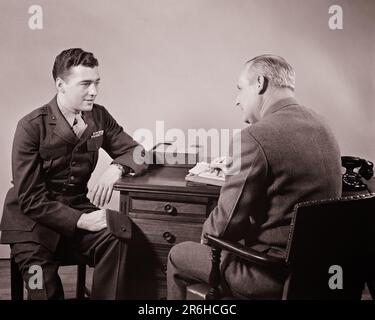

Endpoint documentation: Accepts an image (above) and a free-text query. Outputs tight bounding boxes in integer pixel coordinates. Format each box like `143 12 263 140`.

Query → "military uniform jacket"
0 96 147 251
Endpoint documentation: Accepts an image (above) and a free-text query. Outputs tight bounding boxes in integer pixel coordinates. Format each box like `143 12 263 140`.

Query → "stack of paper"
185 162 225 187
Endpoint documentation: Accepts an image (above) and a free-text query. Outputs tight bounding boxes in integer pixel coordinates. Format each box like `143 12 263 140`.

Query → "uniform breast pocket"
39 145 67 172
87 135 103 151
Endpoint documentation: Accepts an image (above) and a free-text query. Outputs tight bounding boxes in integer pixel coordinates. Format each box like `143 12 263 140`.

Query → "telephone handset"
341 156 374 191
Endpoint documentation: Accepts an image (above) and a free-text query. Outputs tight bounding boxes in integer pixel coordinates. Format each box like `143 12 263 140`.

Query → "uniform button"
70 176 75 181
71 161 76 166
52 116 56 120
121 226 127 232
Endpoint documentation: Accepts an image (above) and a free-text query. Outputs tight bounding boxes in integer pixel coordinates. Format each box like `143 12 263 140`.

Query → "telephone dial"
341 156 374 191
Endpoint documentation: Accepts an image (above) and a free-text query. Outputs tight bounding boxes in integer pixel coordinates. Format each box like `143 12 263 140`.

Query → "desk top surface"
114 165 221 196
114 166 375 197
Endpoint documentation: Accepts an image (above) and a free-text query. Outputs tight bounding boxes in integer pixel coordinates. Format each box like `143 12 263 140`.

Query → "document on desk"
185 162 226 187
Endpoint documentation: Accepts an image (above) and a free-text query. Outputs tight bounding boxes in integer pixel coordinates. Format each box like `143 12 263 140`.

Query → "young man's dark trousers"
11 227 128 300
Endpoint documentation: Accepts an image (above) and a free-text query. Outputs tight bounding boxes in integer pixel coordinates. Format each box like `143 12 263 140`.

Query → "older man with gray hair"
167 54 342 299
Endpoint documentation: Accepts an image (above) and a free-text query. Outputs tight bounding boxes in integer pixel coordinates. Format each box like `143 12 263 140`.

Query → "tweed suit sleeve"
202 128 268 242
101 108 148 175
12 119 83 237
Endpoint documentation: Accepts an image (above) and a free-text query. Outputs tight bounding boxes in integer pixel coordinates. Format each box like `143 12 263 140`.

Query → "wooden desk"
114 166 220 299
114 167 374 299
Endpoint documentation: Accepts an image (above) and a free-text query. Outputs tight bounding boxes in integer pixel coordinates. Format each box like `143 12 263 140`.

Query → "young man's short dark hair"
52 48 99 80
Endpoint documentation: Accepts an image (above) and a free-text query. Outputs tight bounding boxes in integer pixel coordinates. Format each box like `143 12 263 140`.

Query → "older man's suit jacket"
202 97 342 257
0 96 147 251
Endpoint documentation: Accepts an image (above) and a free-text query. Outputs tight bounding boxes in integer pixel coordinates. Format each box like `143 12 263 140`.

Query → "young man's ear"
257 76 268 95
55 77 65 94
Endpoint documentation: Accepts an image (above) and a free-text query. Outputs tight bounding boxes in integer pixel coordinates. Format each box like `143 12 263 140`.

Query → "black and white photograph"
0 0 374 309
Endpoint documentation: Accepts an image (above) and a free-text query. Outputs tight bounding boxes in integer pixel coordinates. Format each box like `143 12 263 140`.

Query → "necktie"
72 114 87 138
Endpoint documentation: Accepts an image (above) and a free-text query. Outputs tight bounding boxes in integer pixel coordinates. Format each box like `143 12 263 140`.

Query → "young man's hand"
76 209 107 231
88 164 123 207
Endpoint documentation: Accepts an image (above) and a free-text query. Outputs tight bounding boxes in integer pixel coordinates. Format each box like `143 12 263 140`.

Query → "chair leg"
207 247 222 300
10 258 24 300
76 264 87 299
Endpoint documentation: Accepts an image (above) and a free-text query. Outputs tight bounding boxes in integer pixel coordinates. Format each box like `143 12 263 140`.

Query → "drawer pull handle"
162 231 176 244
164 203 177 215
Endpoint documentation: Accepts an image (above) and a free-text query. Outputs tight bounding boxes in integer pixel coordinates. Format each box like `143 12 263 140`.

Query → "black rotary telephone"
341 156 374 191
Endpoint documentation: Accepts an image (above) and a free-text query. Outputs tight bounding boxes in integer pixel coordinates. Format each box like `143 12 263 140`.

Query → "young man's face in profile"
59 65 100 112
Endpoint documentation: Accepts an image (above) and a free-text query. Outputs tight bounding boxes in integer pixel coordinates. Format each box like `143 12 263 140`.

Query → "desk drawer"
128 192 215 221
132 217 202 247
131 198 206 215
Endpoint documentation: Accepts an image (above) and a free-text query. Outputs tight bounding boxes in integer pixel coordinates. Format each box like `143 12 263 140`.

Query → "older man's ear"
258 76 268 95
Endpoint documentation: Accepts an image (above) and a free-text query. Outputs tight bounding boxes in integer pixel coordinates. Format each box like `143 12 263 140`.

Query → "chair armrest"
204 234 285 268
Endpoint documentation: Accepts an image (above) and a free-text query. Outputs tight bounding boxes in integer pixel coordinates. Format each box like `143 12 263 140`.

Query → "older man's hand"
209 156 233 176
89 164 123 207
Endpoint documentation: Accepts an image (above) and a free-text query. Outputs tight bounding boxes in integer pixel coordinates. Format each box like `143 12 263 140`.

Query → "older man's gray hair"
246 54 296 91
